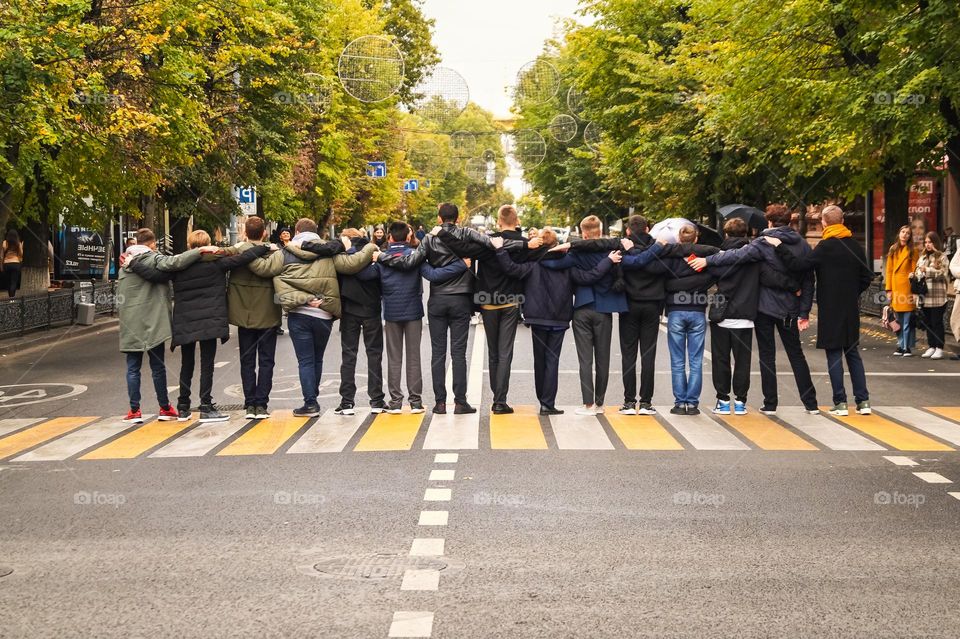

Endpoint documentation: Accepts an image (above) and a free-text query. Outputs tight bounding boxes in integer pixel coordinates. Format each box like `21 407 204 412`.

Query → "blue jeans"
826 346 869 405
287 312 333 405
667 311 707 406
896 310 916 350
125 344 169 411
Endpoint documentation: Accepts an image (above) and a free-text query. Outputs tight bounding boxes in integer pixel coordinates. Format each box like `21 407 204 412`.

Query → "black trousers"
238 327 278 408
339 312 385 406
619 301 662 404
480 305 520 404
427 294 473 404
178 338 218 410
918 305 946 349
754 313 817 410
532 327 565 410
711 323 753 402
4 263 21 297
572 307 613 405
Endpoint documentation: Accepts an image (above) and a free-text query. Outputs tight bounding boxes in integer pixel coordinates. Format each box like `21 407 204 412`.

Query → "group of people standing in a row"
884 225 960 360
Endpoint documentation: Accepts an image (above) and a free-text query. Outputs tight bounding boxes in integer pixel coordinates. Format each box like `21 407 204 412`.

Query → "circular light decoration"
450 131 477 157
510 129 547 168
302 73 335 114
515 60 560 105
465 158 488 182
410 66 470 125
583 121 602 152
548 114 578 143
567 86 586 114
337 36 405 103
408 139 442 175
482 149 497 163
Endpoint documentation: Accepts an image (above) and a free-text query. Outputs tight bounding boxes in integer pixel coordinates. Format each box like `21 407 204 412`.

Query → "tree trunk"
140 193 157 231
883 171 909 252
20 163 52 294
170 214 189 253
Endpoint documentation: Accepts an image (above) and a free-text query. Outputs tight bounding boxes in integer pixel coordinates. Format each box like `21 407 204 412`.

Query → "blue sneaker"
712 400 731 415
734 401 747 415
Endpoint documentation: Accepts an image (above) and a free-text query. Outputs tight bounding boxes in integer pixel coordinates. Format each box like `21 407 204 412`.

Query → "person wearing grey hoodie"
693 204 818 415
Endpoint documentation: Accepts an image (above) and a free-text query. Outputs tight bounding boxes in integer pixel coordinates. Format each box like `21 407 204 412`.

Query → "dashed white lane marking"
388 611 434 638
434 453 458 463
948 492 960 501
214 361 229 369
418 511 449 526
429 469 455 481
423 488 451 502
883 456 919 466
913 472 952 484
400 569 440 591
409 538 445 556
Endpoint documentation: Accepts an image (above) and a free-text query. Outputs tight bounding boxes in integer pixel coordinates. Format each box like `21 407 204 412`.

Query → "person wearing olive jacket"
118 228 209 424
247 218 376 417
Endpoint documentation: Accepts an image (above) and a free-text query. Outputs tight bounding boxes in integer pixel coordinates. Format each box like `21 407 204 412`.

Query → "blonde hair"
341 228 364 239
821 205 844 226
678 224 698 244
188 230 211 248
539 228 558 249
580 215 602 237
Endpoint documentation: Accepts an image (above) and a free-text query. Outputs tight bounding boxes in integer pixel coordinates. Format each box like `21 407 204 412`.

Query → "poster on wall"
60 227 106 278
871 177 938 269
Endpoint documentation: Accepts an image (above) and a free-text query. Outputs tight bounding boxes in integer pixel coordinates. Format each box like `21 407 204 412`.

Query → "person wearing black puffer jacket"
491 230 621 415
131 229 269 423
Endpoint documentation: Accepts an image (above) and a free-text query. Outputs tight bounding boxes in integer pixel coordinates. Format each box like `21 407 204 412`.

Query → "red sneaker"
123 409 144 424
157 405 178 421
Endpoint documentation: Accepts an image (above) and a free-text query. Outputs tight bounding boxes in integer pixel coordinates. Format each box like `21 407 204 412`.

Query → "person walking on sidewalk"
692 204 819 415
118 228 211 424
1 230 23 298
491 231 621 415
766 206 874 416
913 232 950 361
248 218 376 417
129 229 270 422
357 221 469 414
885 225 919 356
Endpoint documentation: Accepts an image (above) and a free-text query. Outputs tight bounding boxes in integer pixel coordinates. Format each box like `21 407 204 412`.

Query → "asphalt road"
1 313 959 638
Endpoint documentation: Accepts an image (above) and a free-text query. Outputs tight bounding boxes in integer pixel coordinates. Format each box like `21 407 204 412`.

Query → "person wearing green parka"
247 217 376 417
117 228 212 424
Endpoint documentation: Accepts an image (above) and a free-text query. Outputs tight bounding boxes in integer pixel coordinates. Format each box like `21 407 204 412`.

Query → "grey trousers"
384 320 423 406
572 307 613 406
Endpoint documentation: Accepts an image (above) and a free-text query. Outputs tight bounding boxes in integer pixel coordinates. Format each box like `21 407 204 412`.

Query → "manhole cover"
313 553 454 580
0 567 12 578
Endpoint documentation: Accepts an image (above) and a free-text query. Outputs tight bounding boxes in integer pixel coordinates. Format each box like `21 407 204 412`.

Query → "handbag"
910 276 927 296
708 296 728 323
882 306 901 333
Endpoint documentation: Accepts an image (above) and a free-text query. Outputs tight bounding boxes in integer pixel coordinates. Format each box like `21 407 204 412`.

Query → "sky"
419 0 590 120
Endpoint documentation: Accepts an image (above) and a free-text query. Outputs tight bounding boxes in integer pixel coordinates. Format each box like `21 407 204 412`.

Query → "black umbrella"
718 203 767 231
695 223 723 247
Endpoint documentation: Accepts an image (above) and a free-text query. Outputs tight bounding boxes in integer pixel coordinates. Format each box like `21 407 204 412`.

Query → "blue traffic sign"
403 179 419 192
367 161 387 178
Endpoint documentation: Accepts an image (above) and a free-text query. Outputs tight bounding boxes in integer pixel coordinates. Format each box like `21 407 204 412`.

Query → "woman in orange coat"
885 225 919 356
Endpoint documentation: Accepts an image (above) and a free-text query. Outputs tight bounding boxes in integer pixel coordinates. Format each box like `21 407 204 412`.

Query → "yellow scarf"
822 224 852 240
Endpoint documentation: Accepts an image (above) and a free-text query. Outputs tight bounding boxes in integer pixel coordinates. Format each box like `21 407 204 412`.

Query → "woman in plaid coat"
912 232 950 359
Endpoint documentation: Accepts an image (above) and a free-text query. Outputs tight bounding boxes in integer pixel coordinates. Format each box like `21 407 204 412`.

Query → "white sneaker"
921 347 935 358
575 406 596 416
931 348 944 360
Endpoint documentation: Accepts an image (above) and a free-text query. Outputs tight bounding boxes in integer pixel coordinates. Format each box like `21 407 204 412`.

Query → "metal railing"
0 281 119 338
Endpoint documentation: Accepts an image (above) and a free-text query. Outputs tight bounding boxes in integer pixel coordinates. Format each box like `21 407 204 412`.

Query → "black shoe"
410 402 425 414
293 403 321 418
759 404 777 415
275 327 285 336
256 405 270 418
670 404 687 415
177 409 192 422
433 402 447 415
685 405 701 416
244 405 258 419
491 403 514 415
637 403 657 415
902 349 913 357
618 403 637 415
333 403 355 416
199 405 229 423
386 402 403 415
539 406 564 415
370 401 386 414
454 402 477 414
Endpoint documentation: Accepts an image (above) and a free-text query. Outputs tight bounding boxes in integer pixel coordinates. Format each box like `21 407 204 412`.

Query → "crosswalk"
2 406 960 462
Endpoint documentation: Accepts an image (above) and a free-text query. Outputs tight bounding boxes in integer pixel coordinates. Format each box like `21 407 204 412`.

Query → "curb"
0 318 120 358
859 314 960 355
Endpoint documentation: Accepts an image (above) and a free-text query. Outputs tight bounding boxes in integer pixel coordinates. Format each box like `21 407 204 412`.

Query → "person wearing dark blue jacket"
541 215 629 415
357 222 468 414
694 204 818 414
491 230 621 415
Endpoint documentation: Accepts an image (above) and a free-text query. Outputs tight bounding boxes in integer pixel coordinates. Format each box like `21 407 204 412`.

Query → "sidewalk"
0 317 119 358
859 313 960 356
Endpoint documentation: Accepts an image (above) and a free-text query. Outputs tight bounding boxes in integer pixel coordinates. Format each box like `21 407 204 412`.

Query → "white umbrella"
649 217 695 243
